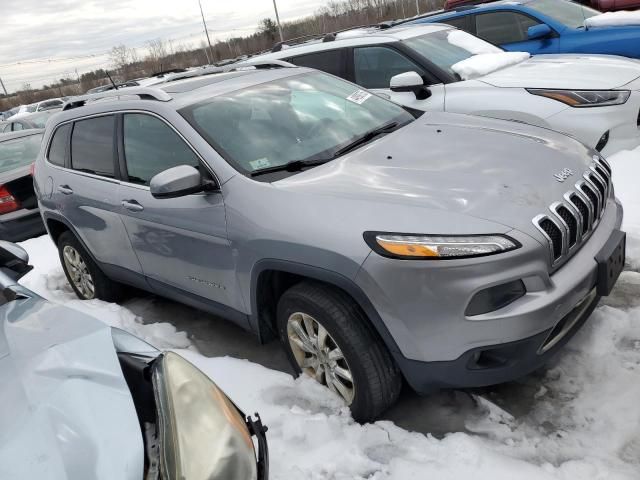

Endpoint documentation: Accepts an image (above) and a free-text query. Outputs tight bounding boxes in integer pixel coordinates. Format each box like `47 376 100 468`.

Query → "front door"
116 113 240 313
351 45 446 111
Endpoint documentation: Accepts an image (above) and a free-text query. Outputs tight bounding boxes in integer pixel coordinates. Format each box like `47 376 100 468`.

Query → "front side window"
403 30 502 79
0 133 43 174
123 114 200 186
13 122 24 131
181 71 413 175
71 116 115 178
527 0 598 28
288 50 345 77
475 11 541 44
48 124 71 167
354 46 425 89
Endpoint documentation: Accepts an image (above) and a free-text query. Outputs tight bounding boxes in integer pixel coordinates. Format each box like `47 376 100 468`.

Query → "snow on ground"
18 146 640 479
585 10 640 28
451 52 530 80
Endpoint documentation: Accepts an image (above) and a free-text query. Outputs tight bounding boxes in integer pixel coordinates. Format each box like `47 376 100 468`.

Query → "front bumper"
0 208 45 242
355 197 623 392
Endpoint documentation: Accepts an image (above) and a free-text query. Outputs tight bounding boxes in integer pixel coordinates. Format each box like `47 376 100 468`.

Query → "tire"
277 281 402 422
57 231 123 302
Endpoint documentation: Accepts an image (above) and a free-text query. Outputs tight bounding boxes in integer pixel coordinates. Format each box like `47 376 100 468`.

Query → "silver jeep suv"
34 64 625 422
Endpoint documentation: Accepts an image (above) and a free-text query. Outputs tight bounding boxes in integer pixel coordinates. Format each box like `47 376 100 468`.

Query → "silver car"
34 65 625 422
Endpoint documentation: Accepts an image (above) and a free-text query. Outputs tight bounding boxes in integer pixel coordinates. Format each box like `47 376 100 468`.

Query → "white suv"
250 24 640 156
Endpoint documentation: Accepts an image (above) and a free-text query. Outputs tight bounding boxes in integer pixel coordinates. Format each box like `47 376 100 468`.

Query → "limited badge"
346 89 372 105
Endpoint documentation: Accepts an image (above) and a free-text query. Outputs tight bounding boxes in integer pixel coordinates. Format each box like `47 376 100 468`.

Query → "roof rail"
272 33 325 52
227 59 294 70
62 87 172 111
273 24 389 51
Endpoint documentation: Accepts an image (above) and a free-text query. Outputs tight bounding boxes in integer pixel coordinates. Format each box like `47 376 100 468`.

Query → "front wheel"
277 281 402 422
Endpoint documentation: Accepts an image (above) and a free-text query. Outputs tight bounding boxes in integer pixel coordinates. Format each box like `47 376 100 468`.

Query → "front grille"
568 193 589 235
556 205 578 247
534 157 611 266
539 218 563 261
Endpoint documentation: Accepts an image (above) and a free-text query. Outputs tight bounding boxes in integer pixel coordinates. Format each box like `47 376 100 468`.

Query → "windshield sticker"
250 158 271 170
346 90 372 105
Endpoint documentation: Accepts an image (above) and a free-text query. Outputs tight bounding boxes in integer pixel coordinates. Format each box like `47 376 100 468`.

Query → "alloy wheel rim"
287 312 355 405
62 245 95 299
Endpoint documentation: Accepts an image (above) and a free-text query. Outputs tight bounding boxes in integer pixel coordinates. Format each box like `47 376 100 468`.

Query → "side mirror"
0 241 32 282
390 71 431 100
150 165 216 199
528 24 552 40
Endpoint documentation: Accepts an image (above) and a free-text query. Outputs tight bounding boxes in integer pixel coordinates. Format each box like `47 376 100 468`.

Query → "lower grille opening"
539 289 597 354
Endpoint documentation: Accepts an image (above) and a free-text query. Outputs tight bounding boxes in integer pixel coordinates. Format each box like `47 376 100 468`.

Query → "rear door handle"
121 200 144 212
57 185 73 195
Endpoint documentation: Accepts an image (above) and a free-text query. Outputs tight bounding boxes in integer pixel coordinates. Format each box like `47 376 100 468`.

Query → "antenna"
106 71 119 90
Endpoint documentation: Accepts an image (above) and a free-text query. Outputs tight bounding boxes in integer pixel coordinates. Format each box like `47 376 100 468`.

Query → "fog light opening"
465 280 526 316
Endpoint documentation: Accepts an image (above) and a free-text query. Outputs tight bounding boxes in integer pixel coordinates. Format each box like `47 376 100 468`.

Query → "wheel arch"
249 259 404 359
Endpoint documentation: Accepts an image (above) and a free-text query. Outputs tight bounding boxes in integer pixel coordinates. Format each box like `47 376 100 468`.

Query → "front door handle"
121 200 144 212
57 185 73 195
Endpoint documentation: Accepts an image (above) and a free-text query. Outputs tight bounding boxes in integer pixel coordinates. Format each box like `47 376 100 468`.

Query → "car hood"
0 296 143 480
477 54 640 89
275 113 596 241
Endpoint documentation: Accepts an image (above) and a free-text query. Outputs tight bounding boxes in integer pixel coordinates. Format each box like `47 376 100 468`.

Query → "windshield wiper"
250 158 331 177
331 121 399 158
249 122 400 178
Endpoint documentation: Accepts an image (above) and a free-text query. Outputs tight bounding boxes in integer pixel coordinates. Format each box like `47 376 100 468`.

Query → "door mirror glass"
527 24 552 40
150 165 212 199
390 71 431 100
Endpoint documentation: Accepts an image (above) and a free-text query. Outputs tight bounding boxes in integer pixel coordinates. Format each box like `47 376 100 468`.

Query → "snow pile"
585 10 640 28
447 29 502 55
452 52 530 80
16 146 640 479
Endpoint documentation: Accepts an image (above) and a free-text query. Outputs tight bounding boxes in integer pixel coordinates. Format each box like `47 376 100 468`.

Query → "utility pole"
416 0 420 15
198 0 215 64
272 0 284 43
0 77 7 96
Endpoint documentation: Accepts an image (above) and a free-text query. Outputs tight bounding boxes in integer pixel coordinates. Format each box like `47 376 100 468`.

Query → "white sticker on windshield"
250 158 271 170
346 90 372 105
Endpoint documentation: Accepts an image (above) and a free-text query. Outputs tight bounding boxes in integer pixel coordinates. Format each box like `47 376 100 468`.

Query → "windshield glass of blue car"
180 71 414 176
527 0 599 28
0 133 42 174
403 29 504 79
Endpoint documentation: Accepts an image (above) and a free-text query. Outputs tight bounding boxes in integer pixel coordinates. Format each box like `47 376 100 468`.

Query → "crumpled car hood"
0 295 143 480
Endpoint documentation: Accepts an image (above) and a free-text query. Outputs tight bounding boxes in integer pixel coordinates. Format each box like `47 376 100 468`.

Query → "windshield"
403 30 502 79
180 71 413 175
527 0 599 28
0 133 42 173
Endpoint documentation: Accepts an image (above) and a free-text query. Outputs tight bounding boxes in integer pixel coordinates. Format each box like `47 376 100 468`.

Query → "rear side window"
123 113 200 186
48 124 71 167
442 16 473 32
354 46 424 89
287 49 346 77
71 116 115 178
475 11 541 44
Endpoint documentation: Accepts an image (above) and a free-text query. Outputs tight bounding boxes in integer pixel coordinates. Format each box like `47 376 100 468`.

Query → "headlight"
153 352 265 480
527 89 630 108
364 232 519 259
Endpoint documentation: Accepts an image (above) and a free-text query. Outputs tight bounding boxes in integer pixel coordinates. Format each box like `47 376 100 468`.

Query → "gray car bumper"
0 208 46 242
355 198 623 391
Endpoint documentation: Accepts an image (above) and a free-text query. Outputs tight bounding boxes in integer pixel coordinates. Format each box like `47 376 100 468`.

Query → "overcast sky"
0 0 330 93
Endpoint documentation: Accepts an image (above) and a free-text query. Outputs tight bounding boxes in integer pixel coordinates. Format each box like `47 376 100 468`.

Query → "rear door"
116 112 240 313
473 11 560 53
49 115 141 274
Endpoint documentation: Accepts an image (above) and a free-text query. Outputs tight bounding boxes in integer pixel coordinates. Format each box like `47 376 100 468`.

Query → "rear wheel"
58 231 122 302
277 281 402 422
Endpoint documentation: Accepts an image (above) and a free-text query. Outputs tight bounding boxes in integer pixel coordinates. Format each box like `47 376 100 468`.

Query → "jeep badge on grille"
554 168 575 183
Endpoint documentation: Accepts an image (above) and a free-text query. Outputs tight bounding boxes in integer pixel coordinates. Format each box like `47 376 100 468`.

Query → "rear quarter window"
286 49 346 77
48 124 72 167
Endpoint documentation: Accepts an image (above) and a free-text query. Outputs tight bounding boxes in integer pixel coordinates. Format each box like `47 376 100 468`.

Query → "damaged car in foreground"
0 242 268 480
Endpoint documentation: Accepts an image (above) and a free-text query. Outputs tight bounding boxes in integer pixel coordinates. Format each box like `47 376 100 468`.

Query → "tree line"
0 0 444 112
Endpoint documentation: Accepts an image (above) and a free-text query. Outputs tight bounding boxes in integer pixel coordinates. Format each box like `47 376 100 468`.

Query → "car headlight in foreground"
526 89 631 108
364 232 519 259
152 352 268 480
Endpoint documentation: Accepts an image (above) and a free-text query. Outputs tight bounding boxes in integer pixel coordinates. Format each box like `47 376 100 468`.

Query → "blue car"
405 0 640 58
